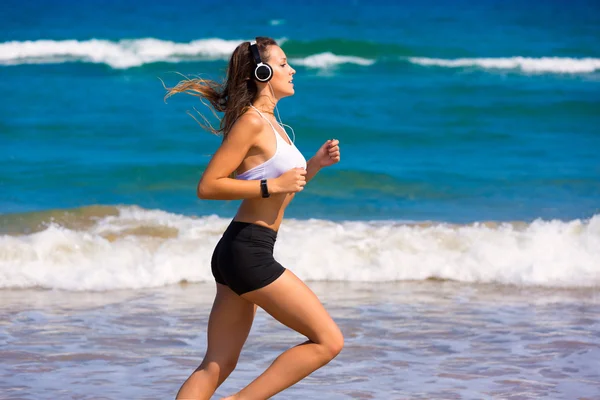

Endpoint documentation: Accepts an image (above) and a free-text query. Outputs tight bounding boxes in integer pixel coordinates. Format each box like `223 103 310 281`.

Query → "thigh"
205 283 257 362
241 270 341 343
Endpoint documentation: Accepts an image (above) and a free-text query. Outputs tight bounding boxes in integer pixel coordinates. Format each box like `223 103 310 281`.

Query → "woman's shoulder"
231 109 265 132
237 108 264 126
226 109 266 142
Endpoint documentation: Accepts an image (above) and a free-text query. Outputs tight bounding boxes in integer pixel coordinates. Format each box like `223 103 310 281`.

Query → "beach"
2 0 600 398
2 281 599 399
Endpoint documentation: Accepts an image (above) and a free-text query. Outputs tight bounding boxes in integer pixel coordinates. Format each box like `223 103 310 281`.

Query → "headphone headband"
250 40 262 65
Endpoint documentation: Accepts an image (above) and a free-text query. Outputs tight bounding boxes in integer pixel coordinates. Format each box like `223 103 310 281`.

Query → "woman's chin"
277 90 294 99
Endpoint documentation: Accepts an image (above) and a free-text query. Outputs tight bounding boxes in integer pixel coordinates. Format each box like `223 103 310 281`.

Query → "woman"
166 37 344 400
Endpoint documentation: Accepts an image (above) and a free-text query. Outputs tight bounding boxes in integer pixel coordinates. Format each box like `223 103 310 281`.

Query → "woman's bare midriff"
233 192 295 232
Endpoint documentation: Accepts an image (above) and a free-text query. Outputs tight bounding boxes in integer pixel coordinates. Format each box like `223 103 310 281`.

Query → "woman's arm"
305 139 340 183
197 113 307 200
197 114 267 200
305 157 322 183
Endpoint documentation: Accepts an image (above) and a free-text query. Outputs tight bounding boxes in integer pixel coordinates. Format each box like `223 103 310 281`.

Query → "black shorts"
211 221 286 295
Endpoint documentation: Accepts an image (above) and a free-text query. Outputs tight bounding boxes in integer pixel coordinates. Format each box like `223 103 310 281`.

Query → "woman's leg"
176 283 256 400
223 269 344 400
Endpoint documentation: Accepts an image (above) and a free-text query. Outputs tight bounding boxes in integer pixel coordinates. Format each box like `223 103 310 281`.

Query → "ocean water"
1 0 600 398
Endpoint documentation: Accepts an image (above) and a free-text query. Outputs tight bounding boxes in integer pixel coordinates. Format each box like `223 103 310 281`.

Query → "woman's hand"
271 168 307 194
314 139 341 168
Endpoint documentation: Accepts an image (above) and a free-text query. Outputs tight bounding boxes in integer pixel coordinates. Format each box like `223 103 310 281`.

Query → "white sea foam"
1 206 598 291
290 52 375 68
408 56 600 74
0 38 248 68
2 38 597 74
0 38 375 69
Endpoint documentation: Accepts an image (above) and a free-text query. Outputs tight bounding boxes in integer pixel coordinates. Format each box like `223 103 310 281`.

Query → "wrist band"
260 179 270 198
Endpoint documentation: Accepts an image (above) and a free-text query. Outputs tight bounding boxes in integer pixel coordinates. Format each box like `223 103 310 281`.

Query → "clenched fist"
271 167 307 194
314 139 341 168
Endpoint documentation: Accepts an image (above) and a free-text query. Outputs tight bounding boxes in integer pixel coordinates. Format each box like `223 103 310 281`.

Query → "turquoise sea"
1 1 599 398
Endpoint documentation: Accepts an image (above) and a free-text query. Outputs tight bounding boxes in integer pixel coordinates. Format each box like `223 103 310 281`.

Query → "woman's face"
265 45 296 99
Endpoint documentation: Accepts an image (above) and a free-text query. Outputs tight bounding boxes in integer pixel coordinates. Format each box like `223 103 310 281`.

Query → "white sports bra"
236 106 307 181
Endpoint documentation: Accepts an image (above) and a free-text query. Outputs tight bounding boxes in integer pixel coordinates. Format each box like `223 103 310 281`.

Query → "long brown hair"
163 37 278 138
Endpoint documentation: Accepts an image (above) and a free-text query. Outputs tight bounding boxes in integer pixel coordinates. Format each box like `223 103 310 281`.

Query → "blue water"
2 4 600 398
1 0 599 223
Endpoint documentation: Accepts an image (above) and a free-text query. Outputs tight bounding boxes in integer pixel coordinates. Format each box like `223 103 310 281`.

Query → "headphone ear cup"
255 63 273 82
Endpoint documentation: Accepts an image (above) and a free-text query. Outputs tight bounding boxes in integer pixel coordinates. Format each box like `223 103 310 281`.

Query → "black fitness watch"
260 179 270 198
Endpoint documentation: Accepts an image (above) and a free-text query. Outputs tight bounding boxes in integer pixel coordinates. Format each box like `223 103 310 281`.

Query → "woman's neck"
252 98 277 115
252 84 279 114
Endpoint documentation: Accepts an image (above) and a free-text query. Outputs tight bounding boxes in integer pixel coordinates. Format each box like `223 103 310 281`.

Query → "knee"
328 329 344 358
219 357 238 377
320 328 344 361
202 356 238 378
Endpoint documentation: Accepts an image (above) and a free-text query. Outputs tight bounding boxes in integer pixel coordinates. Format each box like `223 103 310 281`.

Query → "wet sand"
1 281 599 399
